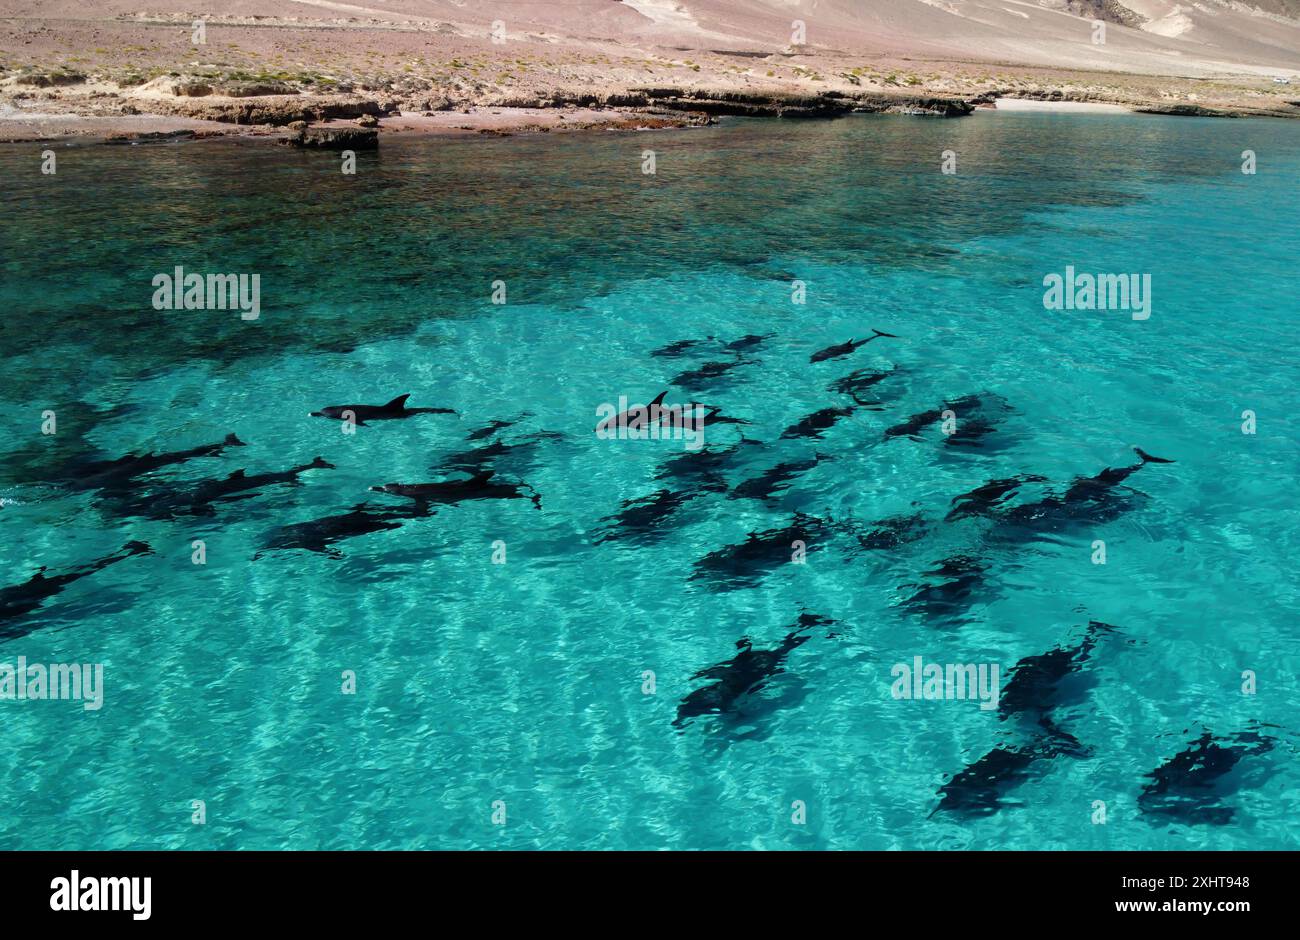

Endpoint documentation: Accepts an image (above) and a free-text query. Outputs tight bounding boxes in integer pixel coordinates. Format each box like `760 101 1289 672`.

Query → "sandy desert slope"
1 1 1298 140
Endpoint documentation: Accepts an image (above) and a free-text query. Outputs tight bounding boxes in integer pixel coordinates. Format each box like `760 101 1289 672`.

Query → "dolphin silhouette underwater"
432 432 561 476
945 474 1048 522
464 413 533 441
669 357 755 392
809 329 898 363
0 541 152 638
827 367 899 407
931 622 1119 816
60 434 245 492
653 440 762 489
883 392 1012 443
729 453 830 503
690 513 832 589
371 470 542 509
995 447 1175 532
673 612 832 729
593 487 708 545
110 456 334 519
720 333 774 354
256 502 430 558
310 394 456 426
1138 727 1277 825
650 337 715 358
854 511 929 550
898 554 992 626
996 620 1118 753
779 406 856 440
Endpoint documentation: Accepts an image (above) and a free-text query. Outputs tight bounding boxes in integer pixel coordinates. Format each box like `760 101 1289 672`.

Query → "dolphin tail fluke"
309 456 335 470
224 433 247 447
385 393 412 411
122 540 152 556
871 328 900 339
1134 447 1174 464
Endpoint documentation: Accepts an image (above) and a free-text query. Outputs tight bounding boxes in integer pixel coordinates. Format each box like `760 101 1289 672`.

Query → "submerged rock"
281 125 378 150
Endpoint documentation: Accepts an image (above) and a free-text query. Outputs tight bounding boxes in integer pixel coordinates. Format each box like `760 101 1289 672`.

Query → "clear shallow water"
0 113 1297 849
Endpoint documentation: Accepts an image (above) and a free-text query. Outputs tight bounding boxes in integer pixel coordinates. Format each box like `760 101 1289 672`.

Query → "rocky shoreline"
2 71 1296 145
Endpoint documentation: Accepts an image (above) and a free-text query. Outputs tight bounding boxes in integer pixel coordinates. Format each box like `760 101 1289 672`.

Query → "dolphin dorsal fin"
470 469 495 483
227 469 246 479
650 390 668 407
385 393 411 410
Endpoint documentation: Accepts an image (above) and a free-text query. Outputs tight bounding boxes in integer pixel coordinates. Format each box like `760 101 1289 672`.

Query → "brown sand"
1 1 1297 141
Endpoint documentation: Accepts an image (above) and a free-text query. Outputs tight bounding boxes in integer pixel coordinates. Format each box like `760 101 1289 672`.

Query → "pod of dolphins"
1 327 1278 827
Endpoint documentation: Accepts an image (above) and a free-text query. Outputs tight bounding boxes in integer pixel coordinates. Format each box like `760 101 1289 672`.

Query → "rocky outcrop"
160 96 389 126
216 81 299 98
280 124 378 149
1134 103 1238 118
15 71 86 87
1062 1 1147 28
631 88 973 118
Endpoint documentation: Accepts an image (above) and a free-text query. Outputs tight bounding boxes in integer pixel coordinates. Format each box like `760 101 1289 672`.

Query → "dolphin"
931 622 1120 817
809 329 898 363
997 448 1174 532
432 432 559 476
673 612 830 729
997 620 1118 754
596 391 667 436
650 338 714 358
729 453 829 502
63 434 245 492
945 474 1047 522
653 440 762 488
670 358 753 392
465 413 532 441
310 394 455 426
884 393 992 440
685 405 752 431
721 333 774 354
898 554 991 625
690 513 830 589
779 406 856 440
256 502 429 559
0 541 151 636
827 367 897 406
371 469 541 509
593 488 705 545
855 511 929 550
930 742 1052 817
112 456 334 519
1060 448 1175 500
1138 728 1276 825
942 416 1000 449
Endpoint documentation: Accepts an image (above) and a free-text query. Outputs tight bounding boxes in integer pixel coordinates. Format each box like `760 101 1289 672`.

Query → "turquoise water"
1 112 1297 849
